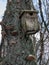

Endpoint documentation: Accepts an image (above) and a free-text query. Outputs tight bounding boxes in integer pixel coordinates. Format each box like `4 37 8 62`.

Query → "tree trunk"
2 0 37 65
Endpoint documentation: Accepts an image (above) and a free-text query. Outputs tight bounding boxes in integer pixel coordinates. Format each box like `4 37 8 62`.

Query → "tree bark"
1 0 37 65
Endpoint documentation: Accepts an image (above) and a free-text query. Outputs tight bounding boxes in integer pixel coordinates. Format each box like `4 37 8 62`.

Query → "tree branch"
39 0 49 33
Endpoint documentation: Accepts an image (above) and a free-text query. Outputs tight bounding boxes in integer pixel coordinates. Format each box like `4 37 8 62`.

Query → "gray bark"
1 0 37 65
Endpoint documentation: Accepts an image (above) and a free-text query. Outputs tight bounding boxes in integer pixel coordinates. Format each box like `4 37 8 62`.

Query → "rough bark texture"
2 0 37 65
